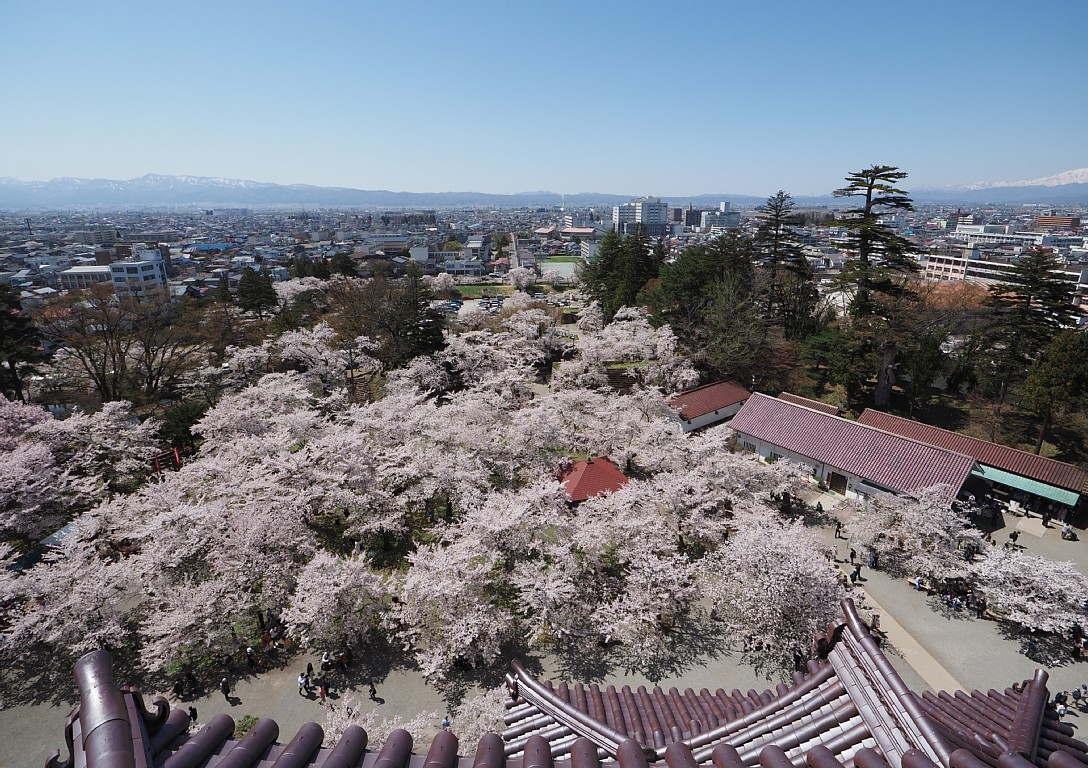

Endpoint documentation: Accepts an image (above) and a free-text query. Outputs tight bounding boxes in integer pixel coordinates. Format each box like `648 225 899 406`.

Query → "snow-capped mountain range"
915 168 1088 192
0 170 1086 208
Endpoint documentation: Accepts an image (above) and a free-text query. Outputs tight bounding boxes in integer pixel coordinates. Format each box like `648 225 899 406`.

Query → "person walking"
318 682 327 704
220 678 230 702
188 706 198 724
298 672 307 696
833 520 842 539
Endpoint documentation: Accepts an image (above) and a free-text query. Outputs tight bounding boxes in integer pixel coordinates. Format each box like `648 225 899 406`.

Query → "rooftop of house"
669 380 751 421
856 409 1087 495
559 457 629 502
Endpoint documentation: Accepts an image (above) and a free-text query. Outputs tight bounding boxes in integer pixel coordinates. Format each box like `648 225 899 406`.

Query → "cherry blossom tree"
280 552 390 650
424 272 457 294
971 547 1088 637
700 516 844 679
843 487 983 584
29 400 161 493
507 267 536 291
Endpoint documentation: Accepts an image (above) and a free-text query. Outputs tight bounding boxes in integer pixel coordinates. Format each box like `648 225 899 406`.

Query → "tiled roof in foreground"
48 600 1086 768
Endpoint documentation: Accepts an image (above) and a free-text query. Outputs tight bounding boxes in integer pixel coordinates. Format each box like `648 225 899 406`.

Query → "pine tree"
832 165 920 408
213 276 233 304
0 284 44 401
984 248 1077 403
237 267 279 318
1020 330 1088 454
386 263 445 367
578 229 660 319
755 191 818 339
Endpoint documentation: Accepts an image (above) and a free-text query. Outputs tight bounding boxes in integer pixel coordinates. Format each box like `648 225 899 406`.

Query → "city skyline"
2 0 1085 197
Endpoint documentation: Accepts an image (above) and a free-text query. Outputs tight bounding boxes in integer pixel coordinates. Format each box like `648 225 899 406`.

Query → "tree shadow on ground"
925 595 987 623
432 640 542 711
332 634 420 700
996 622 1076 669
0 650 81 708
525 609 735 689
633 610 735 684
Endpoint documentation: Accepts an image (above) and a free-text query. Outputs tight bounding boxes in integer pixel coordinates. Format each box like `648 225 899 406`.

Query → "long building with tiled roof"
777 392 840 416
48 600 1088 768
856 409 1085 509
729 394 977 501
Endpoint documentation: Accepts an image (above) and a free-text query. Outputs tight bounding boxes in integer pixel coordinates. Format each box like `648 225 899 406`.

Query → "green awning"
972 464 1080 506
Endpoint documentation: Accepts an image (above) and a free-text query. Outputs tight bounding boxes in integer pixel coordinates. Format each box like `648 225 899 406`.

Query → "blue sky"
2 0 1085 196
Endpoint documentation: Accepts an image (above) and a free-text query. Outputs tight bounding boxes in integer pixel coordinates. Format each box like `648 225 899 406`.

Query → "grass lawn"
457 285 514 298
539 256 581 263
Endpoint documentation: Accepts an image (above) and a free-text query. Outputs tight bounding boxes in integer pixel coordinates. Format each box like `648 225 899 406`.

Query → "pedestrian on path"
298 672 307 695
318 683 326 704
220 678 230 702
188 706 198 724
834 520 842 538
850 548 856 564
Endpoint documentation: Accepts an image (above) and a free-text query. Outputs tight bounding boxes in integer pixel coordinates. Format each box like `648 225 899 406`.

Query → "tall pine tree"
984 248 1077 403
831 165 920 408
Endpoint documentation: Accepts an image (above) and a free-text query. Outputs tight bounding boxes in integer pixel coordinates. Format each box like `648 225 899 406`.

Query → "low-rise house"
670 380 751 432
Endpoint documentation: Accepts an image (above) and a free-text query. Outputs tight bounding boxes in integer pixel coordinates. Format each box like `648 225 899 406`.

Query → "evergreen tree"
0 284 44 401
832 166 919 316
984 248 1077 403
329 252 358 277
386 263 446 367
755 191 819 339
578 229 660 319
832 165 920 408
237 267 279 318
213 276 233 303
1020 330 1088 454
289 256 315 278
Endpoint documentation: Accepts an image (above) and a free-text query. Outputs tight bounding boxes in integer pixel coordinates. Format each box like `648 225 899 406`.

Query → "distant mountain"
1 170 1085 209
911 168 1088 204
0 174 780 210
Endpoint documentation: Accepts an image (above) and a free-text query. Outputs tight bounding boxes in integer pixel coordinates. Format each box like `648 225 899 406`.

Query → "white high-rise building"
612 196 669 237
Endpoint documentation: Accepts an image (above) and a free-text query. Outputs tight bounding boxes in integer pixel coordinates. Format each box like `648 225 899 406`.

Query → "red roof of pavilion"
560 457 628 502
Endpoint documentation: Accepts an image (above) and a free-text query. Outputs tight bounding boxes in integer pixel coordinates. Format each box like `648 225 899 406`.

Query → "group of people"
296 649 355 704
1053 687 1088 720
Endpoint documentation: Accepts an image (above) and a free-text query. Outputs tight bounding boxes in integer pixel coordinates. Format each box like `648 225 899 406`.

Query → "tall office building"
612 196 669 237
